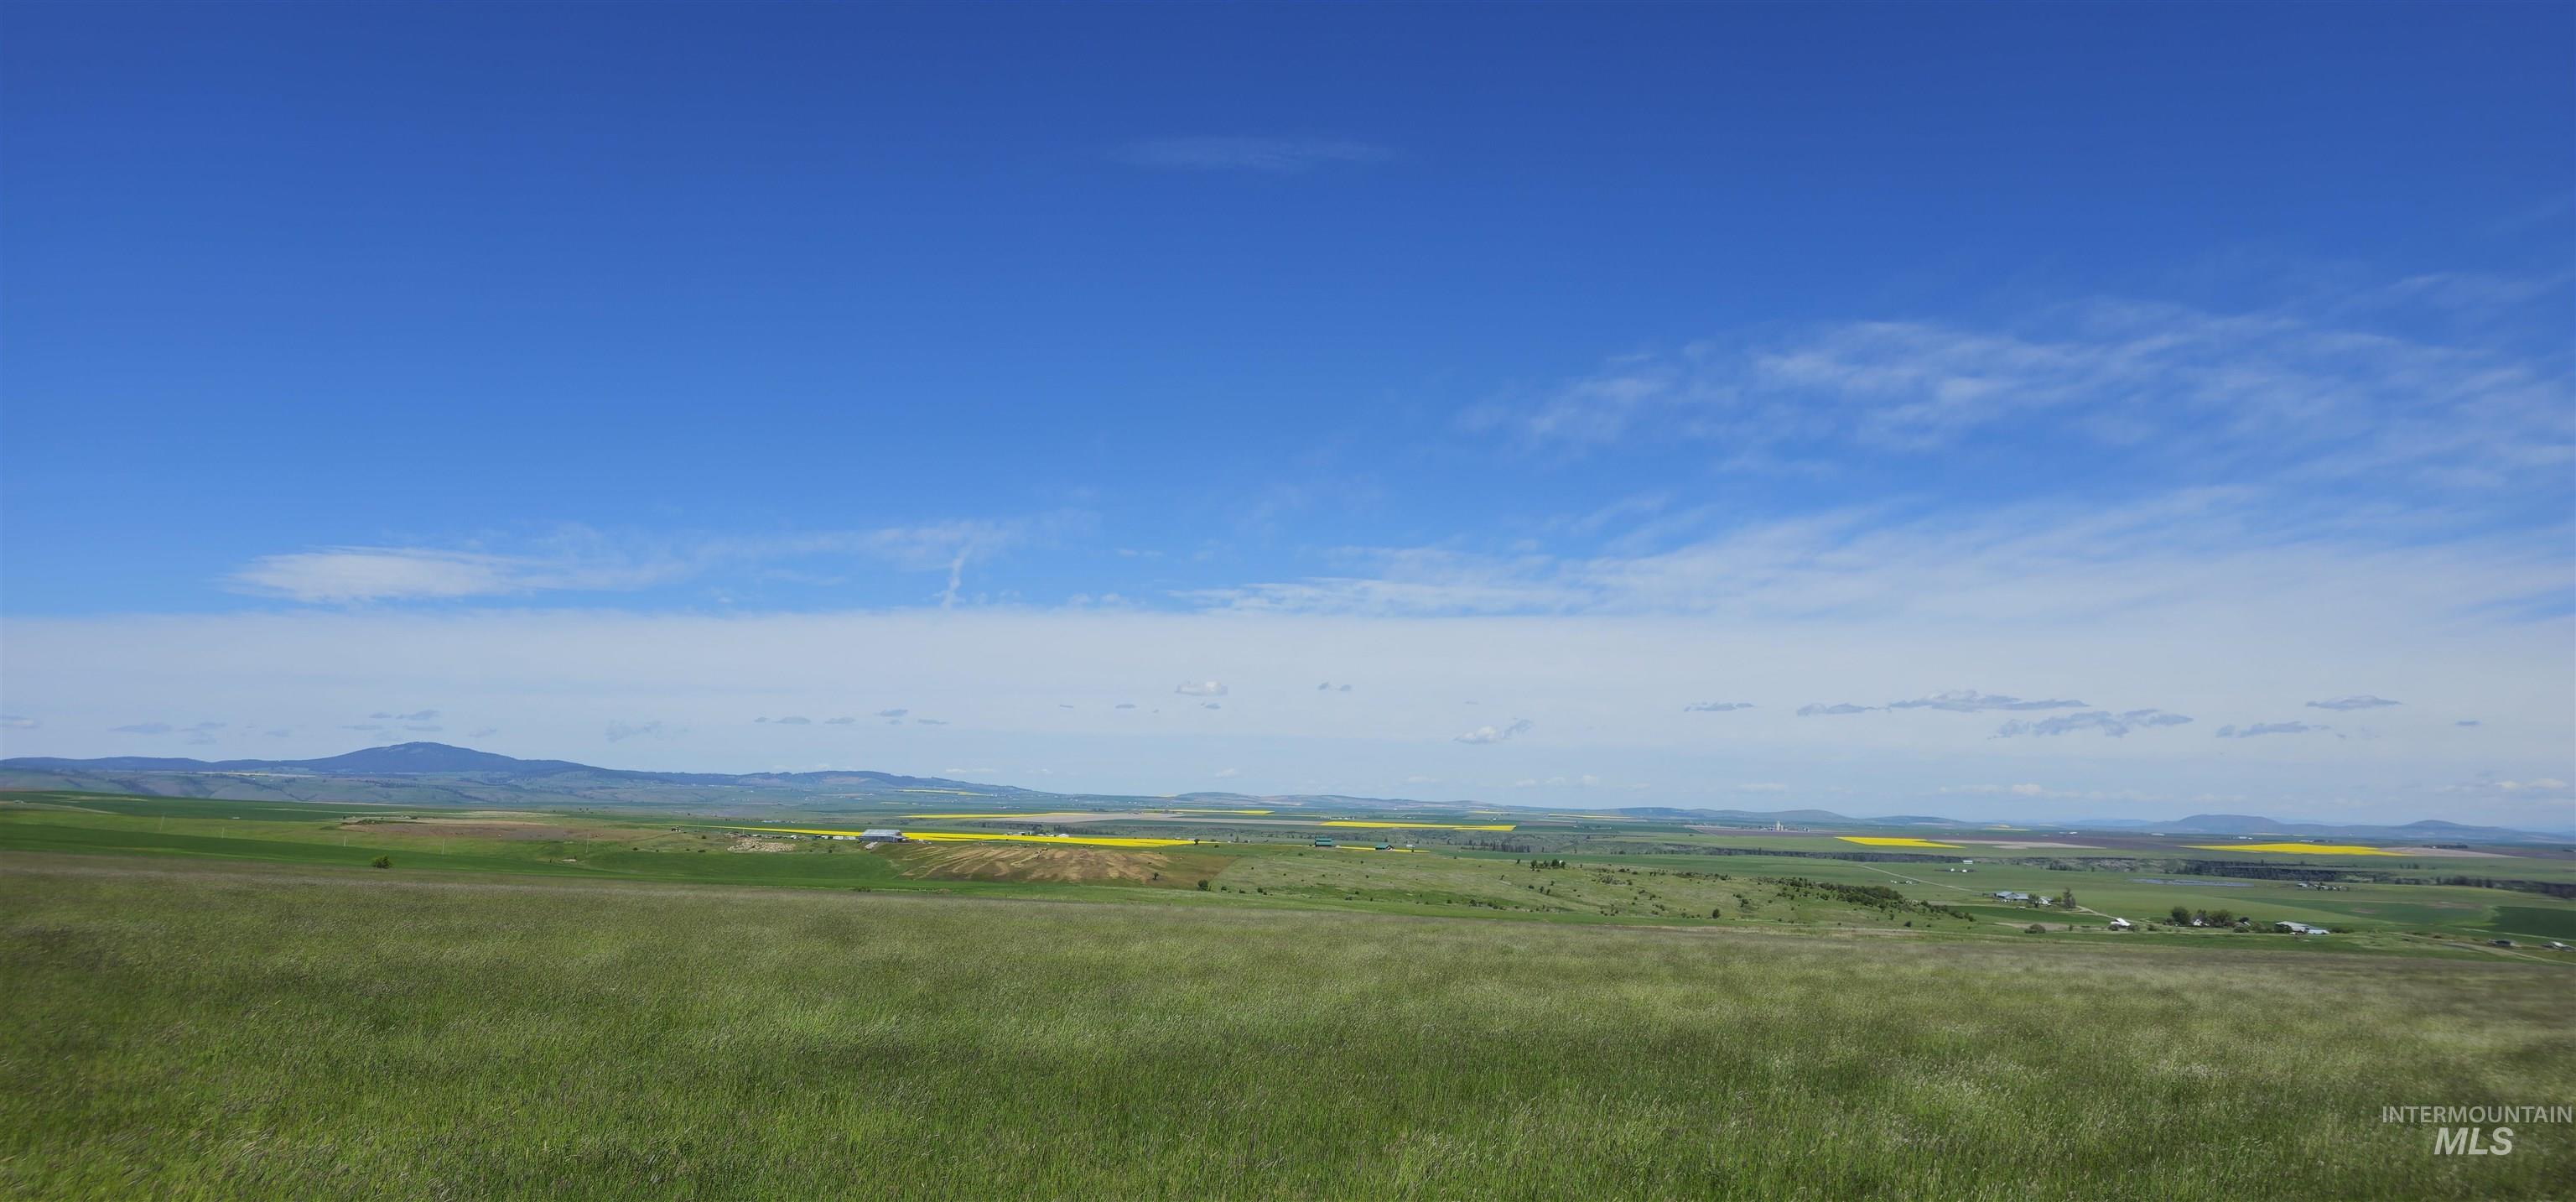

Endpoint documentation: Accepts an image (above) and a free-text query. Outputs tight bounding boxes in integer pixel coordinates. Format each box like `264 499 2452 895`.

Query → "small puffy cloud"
1175 680 1228 697
1455 718 1533 745
770 715 813 726
1 715 38 730
1214 768 1240 779
1317 681 1354 692
1994 709 2193 738
112 722 175 734
2215 721 2330 738
1115 136 1394 174
825 716 856 725
2501 778 2568 792
875 708 909 718
1796 703 1876 716
2306 695 2402 711
605 721 665 742
1888 690 2086 713
369 710 440 721
1683 701 1755 713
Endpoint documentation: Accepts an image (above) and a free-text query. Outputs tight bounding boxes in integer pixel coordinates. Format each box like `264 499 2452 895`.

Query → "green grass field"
5 853 2572 1199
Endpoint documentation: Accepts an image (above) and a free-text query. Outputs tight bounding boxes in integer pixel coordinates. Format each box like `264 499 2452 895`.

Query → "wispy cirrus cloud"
1683 701 1754 712
1888 690 2086 713
2306 695 2402 711
1114 136 1393 174
110 720 224 744
1462 290 2573 488
226 516 1084 605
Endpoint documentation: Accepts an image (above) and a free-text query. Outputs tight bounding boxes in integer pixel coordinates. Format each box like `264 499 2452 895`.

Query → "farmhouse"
2274 921 2330 935
2107 918 2132 930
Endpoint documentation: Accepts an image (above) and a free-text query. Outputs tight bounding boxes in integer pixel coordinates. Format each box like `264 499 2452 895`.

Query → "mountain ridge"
3 742 2563 840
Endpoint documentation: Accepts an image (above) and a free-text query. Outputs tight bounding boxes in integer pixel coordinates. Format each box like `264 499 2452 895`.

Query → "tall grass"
3 854 2567 1199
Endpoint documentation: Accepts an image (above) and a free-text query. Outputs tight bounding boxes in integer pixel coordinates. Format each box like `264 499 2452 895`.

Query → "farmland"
6 791 2574 949
5 790 2573 1197
5 852 2572 1199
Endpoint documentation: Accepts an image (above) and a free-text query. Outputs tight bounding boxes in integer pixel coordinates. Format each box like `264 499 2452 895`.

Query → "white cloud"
1467 294 2573 488
3 596 2564 825
226 518 1081 605
1175 680 1228 697
1455 719 1532 745
2307 695 2402 710
2215 722 2332 739
1114 137 1393 174
1888 690 2086 713
1994 709 2194 738
0 715 36 730
1213 767 1240 779
1683 701 1753 713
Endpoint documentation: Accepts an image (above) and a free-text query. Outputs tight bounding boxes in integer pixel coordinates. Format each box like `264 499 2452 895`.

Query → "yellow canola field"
1837 836 1963 848
1320 820 1517 831
2189 842 2399 856
724 825 1196 849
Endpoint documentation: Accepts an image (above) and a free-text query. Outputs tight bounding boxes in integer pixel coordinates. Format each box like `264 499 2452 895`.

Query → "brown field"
891 843 1226 885
337 817 604 841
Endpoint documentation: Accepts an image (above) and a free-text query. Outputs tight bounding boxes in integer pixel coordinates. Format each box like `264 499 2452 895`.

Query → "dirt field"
892 844 1222 885
336 817 605 841
1950 840 2101 849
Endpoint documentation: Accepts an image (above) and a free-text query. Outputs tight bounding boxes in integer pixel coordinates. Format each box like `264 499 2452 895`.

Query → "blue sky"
3 4 2570 826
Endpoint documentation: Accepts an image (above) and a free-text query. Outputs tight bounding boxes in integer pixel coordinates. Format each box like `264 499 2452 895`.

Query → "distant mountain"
3 743 2564 840
2086 813 2565 844
0 742 1041 809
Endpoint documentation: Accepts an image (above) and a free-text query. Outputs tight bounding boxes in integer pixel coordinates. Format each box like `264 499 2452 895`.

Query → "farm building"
2107 918 2132 931
2274 921 2330 935
860 828 906 842
1991 891 2033 903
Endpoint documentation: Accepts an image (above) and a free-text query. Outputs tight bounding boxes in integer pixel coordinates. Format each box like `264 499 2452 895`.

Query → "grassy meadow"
4 853 2572 1199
